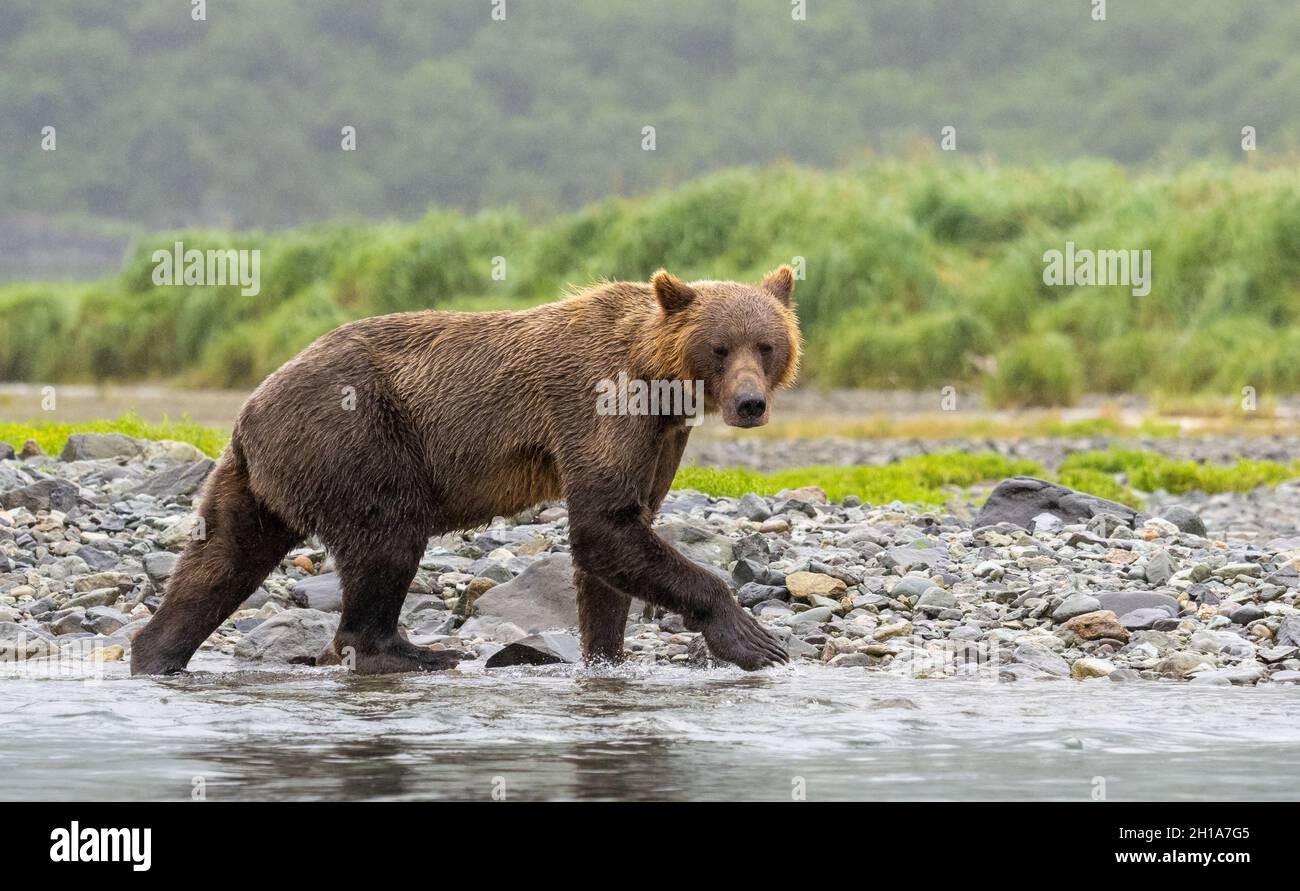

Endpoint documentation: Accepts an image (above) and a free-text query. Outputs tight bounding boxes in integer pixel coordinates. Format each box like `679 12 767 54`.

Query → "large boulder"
232 608 338 664
1159 505 1207 537
464 553 644 642
975 477 1141 530
129 459 214 502
657 521 734 566
484 632 581 668
0 622 58 659
0 478 80 512
60 433 146 462
293 573 343 612
464 554 579 642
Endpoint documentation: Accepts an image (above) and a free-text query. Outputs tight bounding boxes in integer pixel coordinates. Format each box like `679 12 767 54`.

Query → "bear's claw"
699 607 789 670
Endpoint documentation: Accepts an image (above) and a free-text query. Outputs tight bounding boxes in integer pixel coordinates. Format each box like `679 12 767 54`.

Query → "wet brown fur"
131 268 800 675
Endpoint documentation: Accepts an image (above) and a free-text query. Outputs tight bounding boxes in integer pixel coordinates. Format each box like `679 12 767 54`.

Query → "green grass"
4 159 1300 407
4 415 1298 507
1058 449 1300 497
0 412 228 459
672 453 1044 505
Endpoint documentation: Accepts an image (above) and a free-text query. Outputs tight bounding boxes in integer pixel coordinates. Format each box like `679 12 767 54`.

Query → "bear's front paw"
700 607 788 670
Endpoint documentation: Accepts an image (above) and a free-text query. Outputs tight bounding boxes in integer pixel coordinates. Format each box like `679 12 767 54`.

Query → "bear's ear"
761 265 795 306
651 270 696 314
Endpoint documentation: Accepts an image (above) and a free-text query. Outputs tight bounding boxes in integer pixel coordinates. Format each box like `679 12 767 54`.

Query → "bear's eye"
758 343 773 356
712 345 729 359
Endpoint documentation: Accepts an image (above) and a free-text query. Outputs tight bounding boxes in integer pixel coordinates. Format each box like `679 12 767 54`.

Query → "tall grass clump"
2 159 1298 400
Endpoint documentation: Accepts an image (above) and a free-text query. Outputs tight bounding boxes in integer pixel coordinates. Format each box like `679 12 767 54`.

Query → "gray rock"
658 521 734 566
1276 616 1300 648
293 573 343 612
891 574 937 600
1095 591 1180 618
1012 642 1070 677
241 588 271 610
143 552 179 586
1190 666 1263 686
232 608 338 664
1030 512 1063 534
75 546 120 572
82 606 130 635
0 478 80 513
737 582 786 608
1190 629 1254 657
915 587 957 616
731 558 783 587
975 477 1140 530
1107 668 1144 682
468 554 583 641
1144 551 1175 586
880 543 949 572
736 493 771 521
999 663 1051 682
484 632 581 667
0 621 57 659
50 611 87 635
1229 604 1265 625
1259 646 1299 663
779 606 834 628
1120 608 1173 631
65 589 120 609
60 433 145 462
731 533 771 564
1160 505 1207 537
1052 593 1101 622
129 459 214 502
1157 651 1216 678
0 441 14 461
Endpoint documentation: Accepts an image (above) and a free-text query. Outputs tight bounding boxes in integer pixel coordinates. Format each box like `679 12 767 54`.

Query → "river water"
3 654 1297 801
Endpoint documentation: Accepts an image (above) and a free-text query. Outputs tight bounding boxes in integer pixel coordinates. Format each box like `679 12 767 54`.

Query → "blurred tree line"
1 0 1296 230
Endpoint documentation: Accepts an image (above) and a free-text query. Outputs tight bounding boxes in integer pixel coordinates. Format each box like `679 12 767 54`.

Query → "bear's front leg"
566 484 787 671
574 567 631 663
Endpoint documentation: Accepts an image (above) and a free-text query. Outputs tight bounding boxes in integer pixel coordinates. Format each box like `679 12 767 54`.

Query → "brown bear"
130 267 800 676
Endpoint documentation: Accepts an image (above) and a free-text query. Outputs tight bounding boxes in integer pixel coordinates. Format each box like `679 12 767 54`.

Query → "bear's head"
648 266 801 428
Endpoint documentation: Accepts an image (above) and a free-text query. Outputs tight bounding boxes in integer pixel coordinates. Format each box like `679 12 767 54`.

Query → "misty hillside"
2 0 1297 237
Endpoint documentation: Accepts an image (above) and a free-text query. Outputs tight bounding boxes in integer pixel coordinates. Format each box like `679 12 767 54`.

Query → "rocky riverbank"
2 433 1299 686
684 433 1300 473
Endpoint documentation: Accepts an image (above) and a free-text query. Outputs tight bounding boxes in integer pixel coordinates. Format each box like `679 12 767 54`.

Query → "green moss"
1058 449 1300 496
0 412 228 459
673 452 1044 504
2 416 1296 508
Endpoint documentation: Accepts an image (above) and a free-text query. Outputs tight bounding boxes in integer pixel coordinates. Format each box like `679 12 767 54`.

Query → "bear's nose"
736 393 766 420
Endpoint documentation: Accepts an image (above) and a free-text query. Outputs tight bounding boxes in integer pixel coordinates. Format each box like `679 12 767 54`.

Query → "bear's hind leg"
575 567 630 664
131 460 300 675
325 536 464 674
